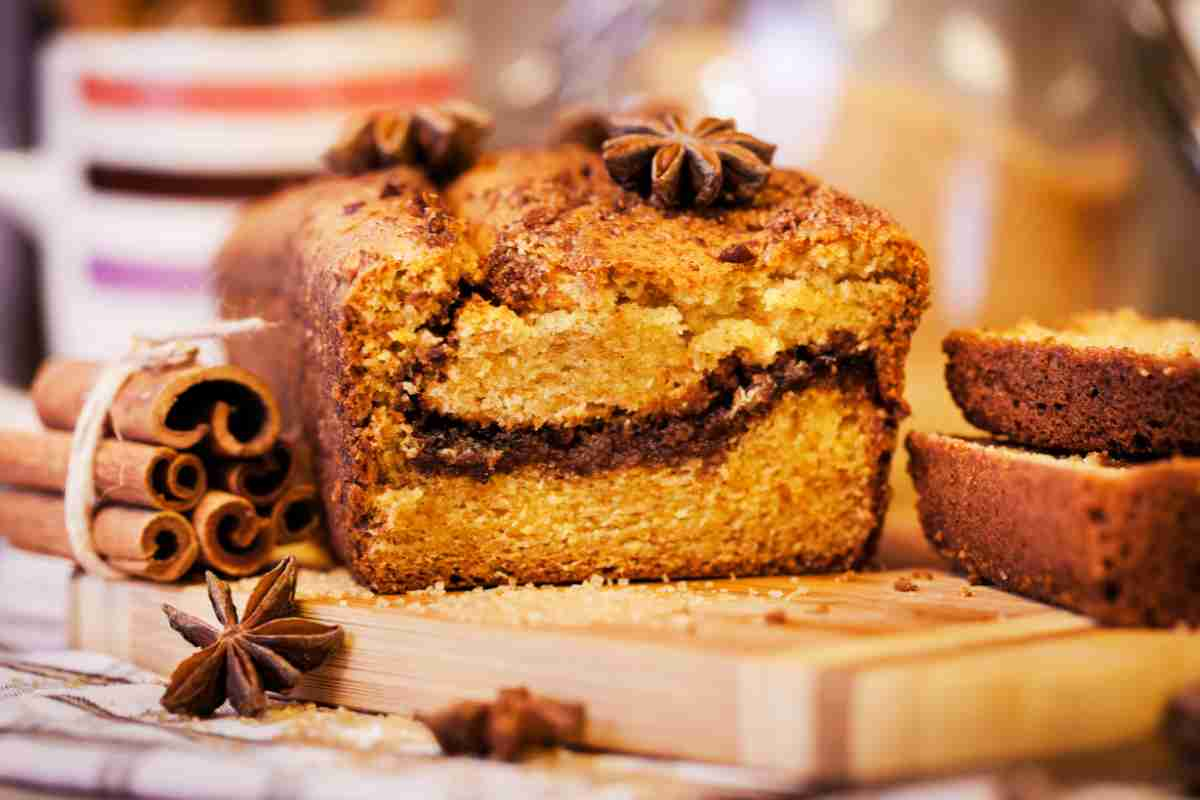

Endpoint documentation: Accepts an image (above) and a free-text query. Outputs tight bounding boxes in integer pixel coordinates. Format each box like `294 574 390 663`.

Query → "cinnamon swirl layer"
361 365 895 592
410 350 871 481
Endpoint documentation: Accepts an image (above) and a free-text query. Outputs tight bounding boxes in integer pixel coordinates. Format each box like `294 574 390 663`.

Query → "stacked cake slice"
909 310 1200 626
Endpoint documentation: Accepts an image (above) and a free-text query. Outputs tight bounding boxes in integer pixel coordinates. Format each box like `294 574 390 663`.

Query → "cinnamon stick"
192 491 276 577
32 358 281 458
0 488 198 582
265 484 322 545
212 439 299 507
0 429 206 512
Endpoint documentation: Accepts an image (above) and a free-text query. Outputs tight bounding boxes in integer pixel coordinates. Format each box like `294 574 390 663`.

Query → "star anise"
324 101 494 181
416 687 586 762
160 557 344 717
1165 683 1200 792
602 114 776 208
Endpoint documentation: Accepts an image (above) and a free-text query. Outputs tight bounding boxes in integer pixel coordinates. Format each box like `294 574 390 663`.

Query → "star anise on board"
1164 683 1200 792
324 101 494 181
160 557 344 717
416 687 586 761
602 114 777 208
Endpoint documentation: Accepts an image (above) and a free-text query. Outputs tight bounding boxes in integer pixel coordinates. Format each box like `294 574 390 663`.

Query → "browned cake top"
265 145 927 326
446 146 925 315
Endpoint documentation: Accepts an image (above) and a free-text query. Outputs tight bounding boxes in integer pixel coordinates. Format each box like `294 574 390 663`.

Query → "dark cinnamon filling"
409 349 877 481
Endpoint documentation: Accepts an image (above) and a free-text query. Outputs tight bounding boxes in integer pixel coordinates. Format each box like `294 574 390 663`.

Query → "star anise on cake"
324 101 494 181
1165 683 1200 791
160 557 344 717
602 114 777 208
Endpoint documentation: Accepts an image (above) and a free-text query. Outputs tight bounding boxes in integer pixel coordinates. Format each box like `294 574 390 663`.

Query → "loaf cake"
217 145 929 592
944 310 1200 455
908 431 1200 627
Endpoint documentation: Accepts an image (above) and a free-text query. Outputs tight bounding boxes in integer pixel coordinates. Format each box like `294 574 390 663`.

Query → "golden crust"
448 147 921 313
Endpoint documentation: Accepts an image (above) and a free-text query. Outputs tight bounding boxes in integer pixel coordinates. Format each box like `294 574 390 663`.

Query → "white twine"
64 318 269 579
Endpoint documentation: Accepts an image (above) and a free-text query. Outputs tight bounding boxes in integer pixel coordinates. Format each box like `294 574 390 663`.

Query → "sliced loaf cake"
908 431 1200 627
944 310 1200 455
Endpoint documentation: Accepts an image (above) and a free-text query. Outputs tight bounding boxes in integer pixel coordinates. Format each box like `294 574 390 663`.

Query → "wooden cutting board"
69 561 1200 785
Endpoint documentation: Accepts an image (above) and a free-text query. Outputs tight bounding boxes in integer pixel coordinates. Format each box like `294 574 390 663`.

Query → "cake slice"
944 310 1200 455
217 146 929 593
907 431 1200 627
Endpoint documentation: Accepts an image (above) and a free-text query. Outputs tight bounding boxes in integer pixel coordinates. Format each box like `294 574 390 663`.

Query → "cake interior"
362 371 893 589
335 187 917 489
333 234 903 588
420 240 914 428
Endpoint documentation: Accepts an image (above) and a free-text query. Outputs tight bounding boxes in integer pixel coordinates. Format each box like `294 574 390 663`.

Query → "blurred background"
1 0 1200 504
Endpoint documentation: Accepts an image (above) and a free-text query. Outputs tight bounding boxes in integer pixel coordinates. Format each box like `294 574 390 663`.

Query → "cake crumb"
808 604 831 614
893 577 919 593
960 586 975 598
835 571 857 583
912 570 934 581
764 608 788 625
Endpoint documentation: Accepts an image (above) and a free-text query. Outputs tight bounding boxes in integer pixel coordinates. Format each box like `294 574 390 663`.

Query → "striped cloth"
0 596 1178 799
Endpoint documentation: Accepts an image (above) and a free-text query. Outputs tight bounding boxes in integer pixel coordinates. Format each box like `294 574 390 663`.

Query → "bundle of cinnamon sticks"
0 358 325 583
